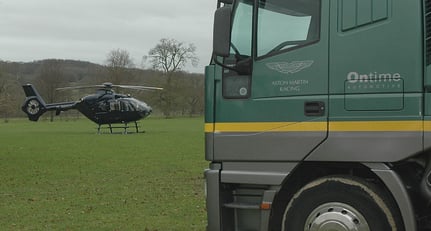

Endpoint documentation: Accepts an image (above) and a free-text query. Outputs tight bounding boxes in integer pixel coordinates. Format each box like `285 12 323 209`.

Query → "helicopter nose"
140 105 152 117
148 106 152 114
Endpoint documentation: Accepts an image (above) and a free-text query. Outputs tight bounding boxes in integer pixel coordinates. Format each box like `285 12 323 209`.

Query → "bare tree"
105 48 134 83
0 73 14 122
35 60 66 122
0 62 29 119
184 76 204 116
145 38 199 117
145 38 198 73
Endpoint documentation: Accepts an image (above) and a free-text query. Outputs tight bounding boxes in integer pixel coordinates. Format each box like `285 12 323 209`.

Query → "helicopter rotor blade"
56 85 106 91
56 83 163 91
114 85 164 91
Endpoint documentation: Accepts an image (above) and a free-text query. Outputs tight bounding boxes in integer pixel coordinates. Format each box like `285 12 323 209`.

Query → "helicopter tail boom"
22 84 76 121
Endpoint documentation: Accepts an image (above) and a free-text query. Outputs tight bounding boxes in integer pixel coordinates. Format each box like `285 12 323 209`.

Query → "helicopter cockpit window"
110 99 141 112
128 98 149 111
110 100 121 111
120 100 136 112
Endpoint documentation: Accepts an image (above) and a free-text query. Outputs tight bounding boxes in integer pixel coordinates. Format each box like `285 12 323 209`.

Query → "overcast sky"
0 0 216 73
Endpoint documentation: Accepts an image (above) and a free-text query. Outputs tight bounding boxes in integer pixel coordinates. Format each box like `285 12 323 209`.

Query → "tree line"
0 38 204 122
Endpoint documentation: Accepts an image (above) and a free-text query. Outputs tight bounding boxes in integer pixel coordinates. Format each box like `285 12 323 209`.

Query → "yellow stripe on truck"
205 121 425 133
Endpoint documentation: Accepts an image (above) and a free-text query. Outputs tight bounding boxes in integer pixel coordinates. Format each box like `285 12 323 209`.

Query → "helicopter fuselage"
75 89 152 124
22 84 153 125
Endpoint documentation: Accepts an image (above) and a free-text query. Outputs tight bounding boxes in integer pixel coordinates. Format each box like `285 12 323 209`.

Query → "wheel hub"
305 202 370 231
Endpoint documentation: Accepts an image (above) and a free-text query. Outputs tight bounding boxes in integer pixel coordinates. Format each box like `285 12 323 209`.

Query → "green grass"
0 117 207 230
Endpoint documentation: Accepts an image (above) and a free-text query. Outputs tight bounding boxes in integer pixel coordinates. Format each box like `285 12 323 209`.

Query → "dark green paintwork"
207 0 425 124
205 65 216 124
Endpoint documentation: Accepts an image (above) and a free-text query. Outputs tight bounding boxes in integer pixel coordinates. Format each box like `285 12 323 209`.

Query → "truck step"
223 202 260 210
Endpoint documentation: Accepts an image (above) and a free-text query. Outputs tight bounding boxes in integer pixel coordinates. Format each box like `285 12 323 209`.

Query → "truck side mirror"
213 5 232 57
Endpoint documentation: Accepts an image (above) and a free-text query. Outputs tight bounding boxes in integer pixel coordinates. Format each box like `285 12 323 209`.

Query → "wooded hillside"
0 59 204 121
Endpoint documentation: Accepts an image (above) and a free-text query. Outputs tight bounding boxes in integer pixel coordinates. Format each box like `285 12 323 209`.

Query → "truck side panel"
307 0 424 162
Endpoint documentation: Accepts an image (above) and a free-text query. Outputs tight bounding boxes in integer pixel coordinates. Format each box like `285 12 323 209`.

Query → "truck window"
257 0 320 57
230 0 253 57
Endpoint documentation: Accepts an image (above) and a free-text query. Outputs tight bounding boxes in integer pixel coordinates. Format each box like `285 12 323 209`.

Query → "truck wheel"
282 176 404 231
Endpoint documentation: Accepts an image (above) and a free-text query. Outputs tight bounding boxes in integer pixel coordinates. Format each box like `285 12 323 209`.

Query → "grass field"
0 117 207 230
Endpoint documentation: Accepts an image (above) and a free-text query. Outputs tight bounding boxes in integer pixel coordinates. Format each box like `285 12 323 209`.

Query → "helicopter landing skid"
97 121 140 134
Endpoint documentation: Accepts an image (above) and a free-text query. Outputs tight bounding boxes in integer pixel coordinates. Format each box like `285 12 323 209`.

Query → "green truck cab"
205 0 431 230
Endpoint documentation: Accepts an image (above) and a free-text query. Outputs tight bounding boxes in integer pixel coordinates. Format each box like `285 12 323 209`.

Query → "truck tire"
281 176 404 231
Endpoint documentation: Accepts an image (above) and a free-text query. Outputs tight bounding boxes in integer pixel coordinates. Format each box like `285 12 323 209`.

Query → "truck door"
213 0 329 161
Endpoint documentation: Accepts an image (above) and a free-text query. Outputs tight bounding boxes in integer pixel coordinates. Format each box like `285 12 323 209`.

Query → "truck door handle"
304 101 325 116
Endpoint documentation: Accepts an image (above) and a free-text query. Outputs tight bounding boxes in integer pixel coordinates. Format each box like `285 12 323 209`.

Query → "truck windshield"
257 0 320 57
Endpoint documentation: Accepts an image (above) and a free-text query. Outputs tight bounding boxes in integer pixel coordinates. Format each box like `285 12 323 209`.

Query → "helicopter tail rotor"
22 84 47 121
